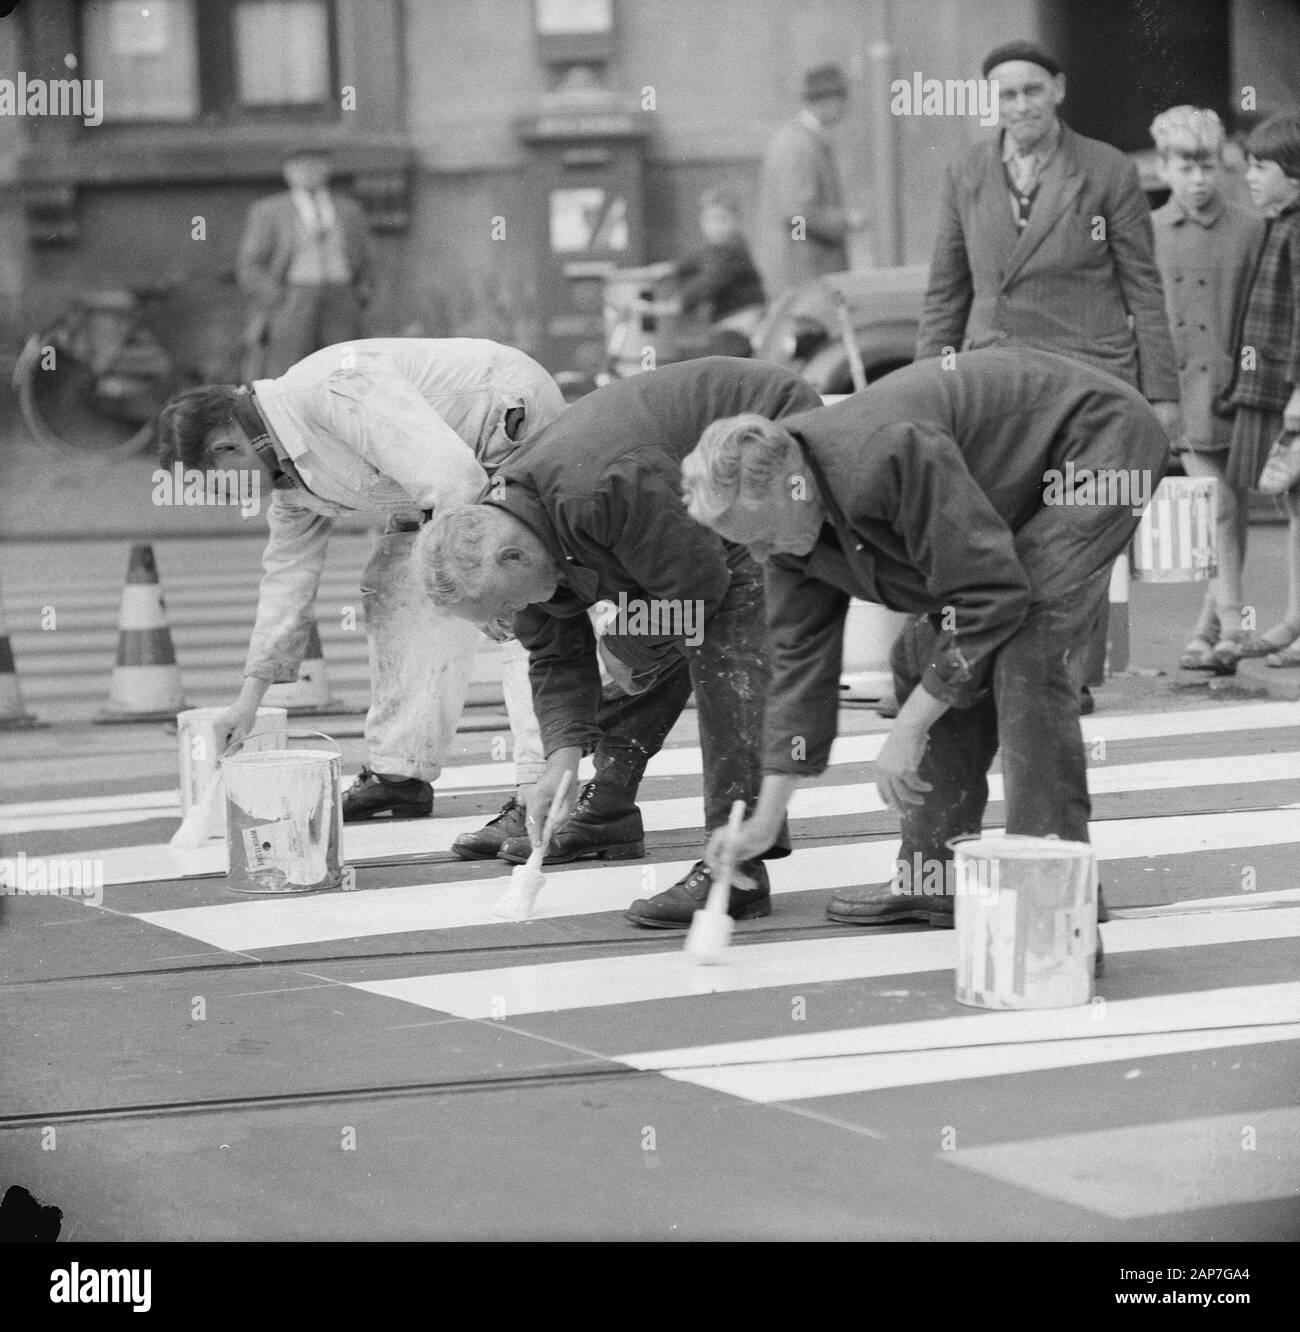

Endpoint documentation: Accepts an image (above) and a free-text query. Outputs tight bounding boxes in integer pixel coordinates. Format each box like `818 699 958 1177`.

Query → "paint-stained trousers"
588 546 791 857
359 524 544 785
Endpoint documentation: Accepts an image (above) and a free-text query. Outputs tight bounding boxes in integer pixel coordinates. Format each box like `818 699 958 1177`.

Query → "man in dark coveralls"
682 348 1169 946
415 358 821 927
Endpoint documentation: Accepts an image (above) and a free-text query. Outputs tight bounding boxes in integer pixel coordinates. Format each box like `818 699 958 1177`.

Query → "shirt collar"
798 106 826 136
1001 117 1062 166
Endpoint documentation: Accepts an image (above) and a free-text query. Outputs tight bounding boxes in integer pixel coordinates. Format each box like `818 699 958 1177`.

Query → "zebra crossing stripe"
348 906 1300 1020
617 981 1300 1097
946 1106 1300 1219
132 811 1300 951
6 700 1300 833
11 743 1300 841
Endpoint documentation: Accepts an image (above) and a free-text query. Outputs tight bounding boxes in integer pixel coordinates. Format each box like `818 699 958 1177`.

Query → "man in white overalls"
157 338 565 854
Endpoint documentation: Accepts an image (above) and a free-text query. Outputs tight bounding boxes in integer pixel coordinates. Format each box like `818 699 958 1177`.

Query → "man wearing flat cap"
916 39 1180 711
754 63 868 303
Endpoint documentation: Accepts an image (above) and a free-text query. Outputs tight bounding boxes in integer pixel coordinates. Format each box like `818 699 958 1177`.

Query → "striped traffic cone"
0 581 44 730
262 619 344 714
96 543 188 724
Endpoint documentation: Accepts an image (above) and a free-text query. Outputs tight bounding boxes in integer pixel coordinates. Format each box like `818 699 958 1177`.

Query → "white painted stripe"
948 1107 1300 1219
133 811 1300 950
0 790 182 819
619 981 1300 1074
661 1026 1300 1102
1119 887 1300 914
349 906 1300 1020
6 699 1300 832
18 742 1300 838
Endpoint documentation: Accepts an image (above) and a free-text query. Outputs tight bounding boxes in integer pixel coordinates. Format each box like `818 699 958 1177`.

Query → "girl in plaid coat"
1227 112 1300 665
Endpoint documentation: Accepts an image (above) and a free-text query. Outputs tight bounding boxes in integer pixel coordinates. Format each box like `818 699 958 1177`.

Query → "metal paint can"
223 743 343 894
1130 476 1217 583
177 706 287 838
953 835 1097 1010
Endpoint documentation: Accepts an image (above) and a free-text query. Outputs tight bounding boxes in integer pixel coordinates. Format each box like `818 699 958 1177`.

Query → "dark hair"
157 385 243 469
1245 111 1300 183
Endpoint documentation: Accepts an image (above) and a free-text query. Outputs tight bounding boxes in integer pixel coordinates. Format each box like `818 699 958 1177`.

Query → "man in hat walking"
916 39 1181 711
754 63 868 303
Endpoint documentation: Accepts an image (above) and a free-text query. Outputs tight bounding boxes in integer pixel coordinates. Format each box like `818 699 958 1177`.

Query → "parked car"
751 263 928 393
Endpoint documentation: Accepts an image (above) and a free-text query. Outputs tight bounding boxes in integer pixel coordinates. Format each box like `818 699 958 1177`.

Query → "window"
79 0 336 124
82 0 200 122
234 1 331 107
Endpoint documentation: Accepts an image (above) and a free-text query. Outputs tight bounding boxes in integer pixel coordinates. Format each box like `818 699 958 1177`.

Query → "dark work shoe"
452 797 526 860
1095 930 1105 980
624 859 771 928
342 768 432 822
1079 687 1095 715
497 780 645 865
826 879 954 926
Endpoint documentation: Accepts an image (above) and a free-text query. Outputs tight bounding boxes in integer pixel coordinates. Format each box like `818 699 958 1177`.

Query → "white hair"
681 414 800 525
413 506 499 608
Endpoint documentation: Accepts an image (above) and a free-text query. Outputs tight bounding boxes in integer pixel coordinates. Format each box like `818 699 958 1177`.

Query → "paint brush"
492 770 574 921
170 772 225 848
684 799 747 964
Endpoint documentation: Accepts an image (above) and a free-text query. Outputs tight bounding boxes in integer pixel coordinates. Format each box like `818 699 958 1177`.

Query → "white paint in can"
177 707 287 840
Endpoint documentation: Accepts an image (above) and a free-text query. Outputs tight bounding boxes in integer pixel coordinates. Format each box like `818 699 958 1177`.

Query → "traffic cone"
0 581 44 730
262 619 344 714
96 543 188 724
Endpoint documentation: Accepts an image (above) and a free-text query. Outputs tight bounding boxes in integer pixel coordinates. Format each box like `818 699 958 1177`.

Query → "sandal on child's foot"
1210 633 1250 672
1238 623 1300 658
1179 639 1219 671
1265 644 1300 668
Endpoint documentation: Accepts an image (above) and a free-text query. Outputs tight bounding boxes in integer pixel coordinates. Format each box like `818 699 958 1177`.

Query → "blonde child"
1150 107 1265 672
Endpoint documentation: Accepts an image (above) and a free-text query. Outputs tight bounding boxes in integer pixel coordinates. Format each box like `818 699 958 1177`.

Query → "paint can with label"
178 707 287 838
1130 475 1217 582
223 732 343 894
952 834 1097 1010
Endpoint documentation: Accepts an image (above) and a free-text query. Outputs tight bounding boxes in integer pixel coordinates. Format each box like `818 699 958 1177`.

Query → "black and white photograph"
0 0 1297 1268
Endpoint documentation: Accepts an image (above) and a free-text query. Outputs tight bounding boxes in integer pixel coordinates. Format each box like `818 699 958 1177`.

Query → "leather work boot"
497 780 645 865
624 859 771 928
451 797 526 860
826 878 954 927
342 768 433 822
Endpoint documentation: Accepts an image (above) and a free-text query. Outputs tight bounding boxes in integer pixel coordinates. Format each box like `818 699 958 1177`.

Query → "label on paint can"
242 821 300 874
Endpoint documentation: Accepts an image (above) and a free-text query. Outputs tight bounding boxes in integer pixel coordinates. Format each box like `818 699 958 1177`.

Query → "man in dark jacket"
416 358 821 926
681 348 1169 939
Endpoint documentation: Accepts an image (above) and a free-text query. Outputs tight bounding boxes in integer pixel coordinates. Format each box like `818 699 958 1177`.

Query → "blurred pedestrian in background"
754 63 868 304
916 39 1181 713
1148 107 1265 674
237 149 373 379
1221 112 1300 666
673 187 766 340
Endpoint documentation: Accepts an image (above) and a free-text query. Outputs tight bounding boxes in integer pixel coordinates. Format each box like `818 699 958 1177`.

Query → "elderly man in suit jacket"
754 63 868 303
916 39 1181 710
238 149 373 379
